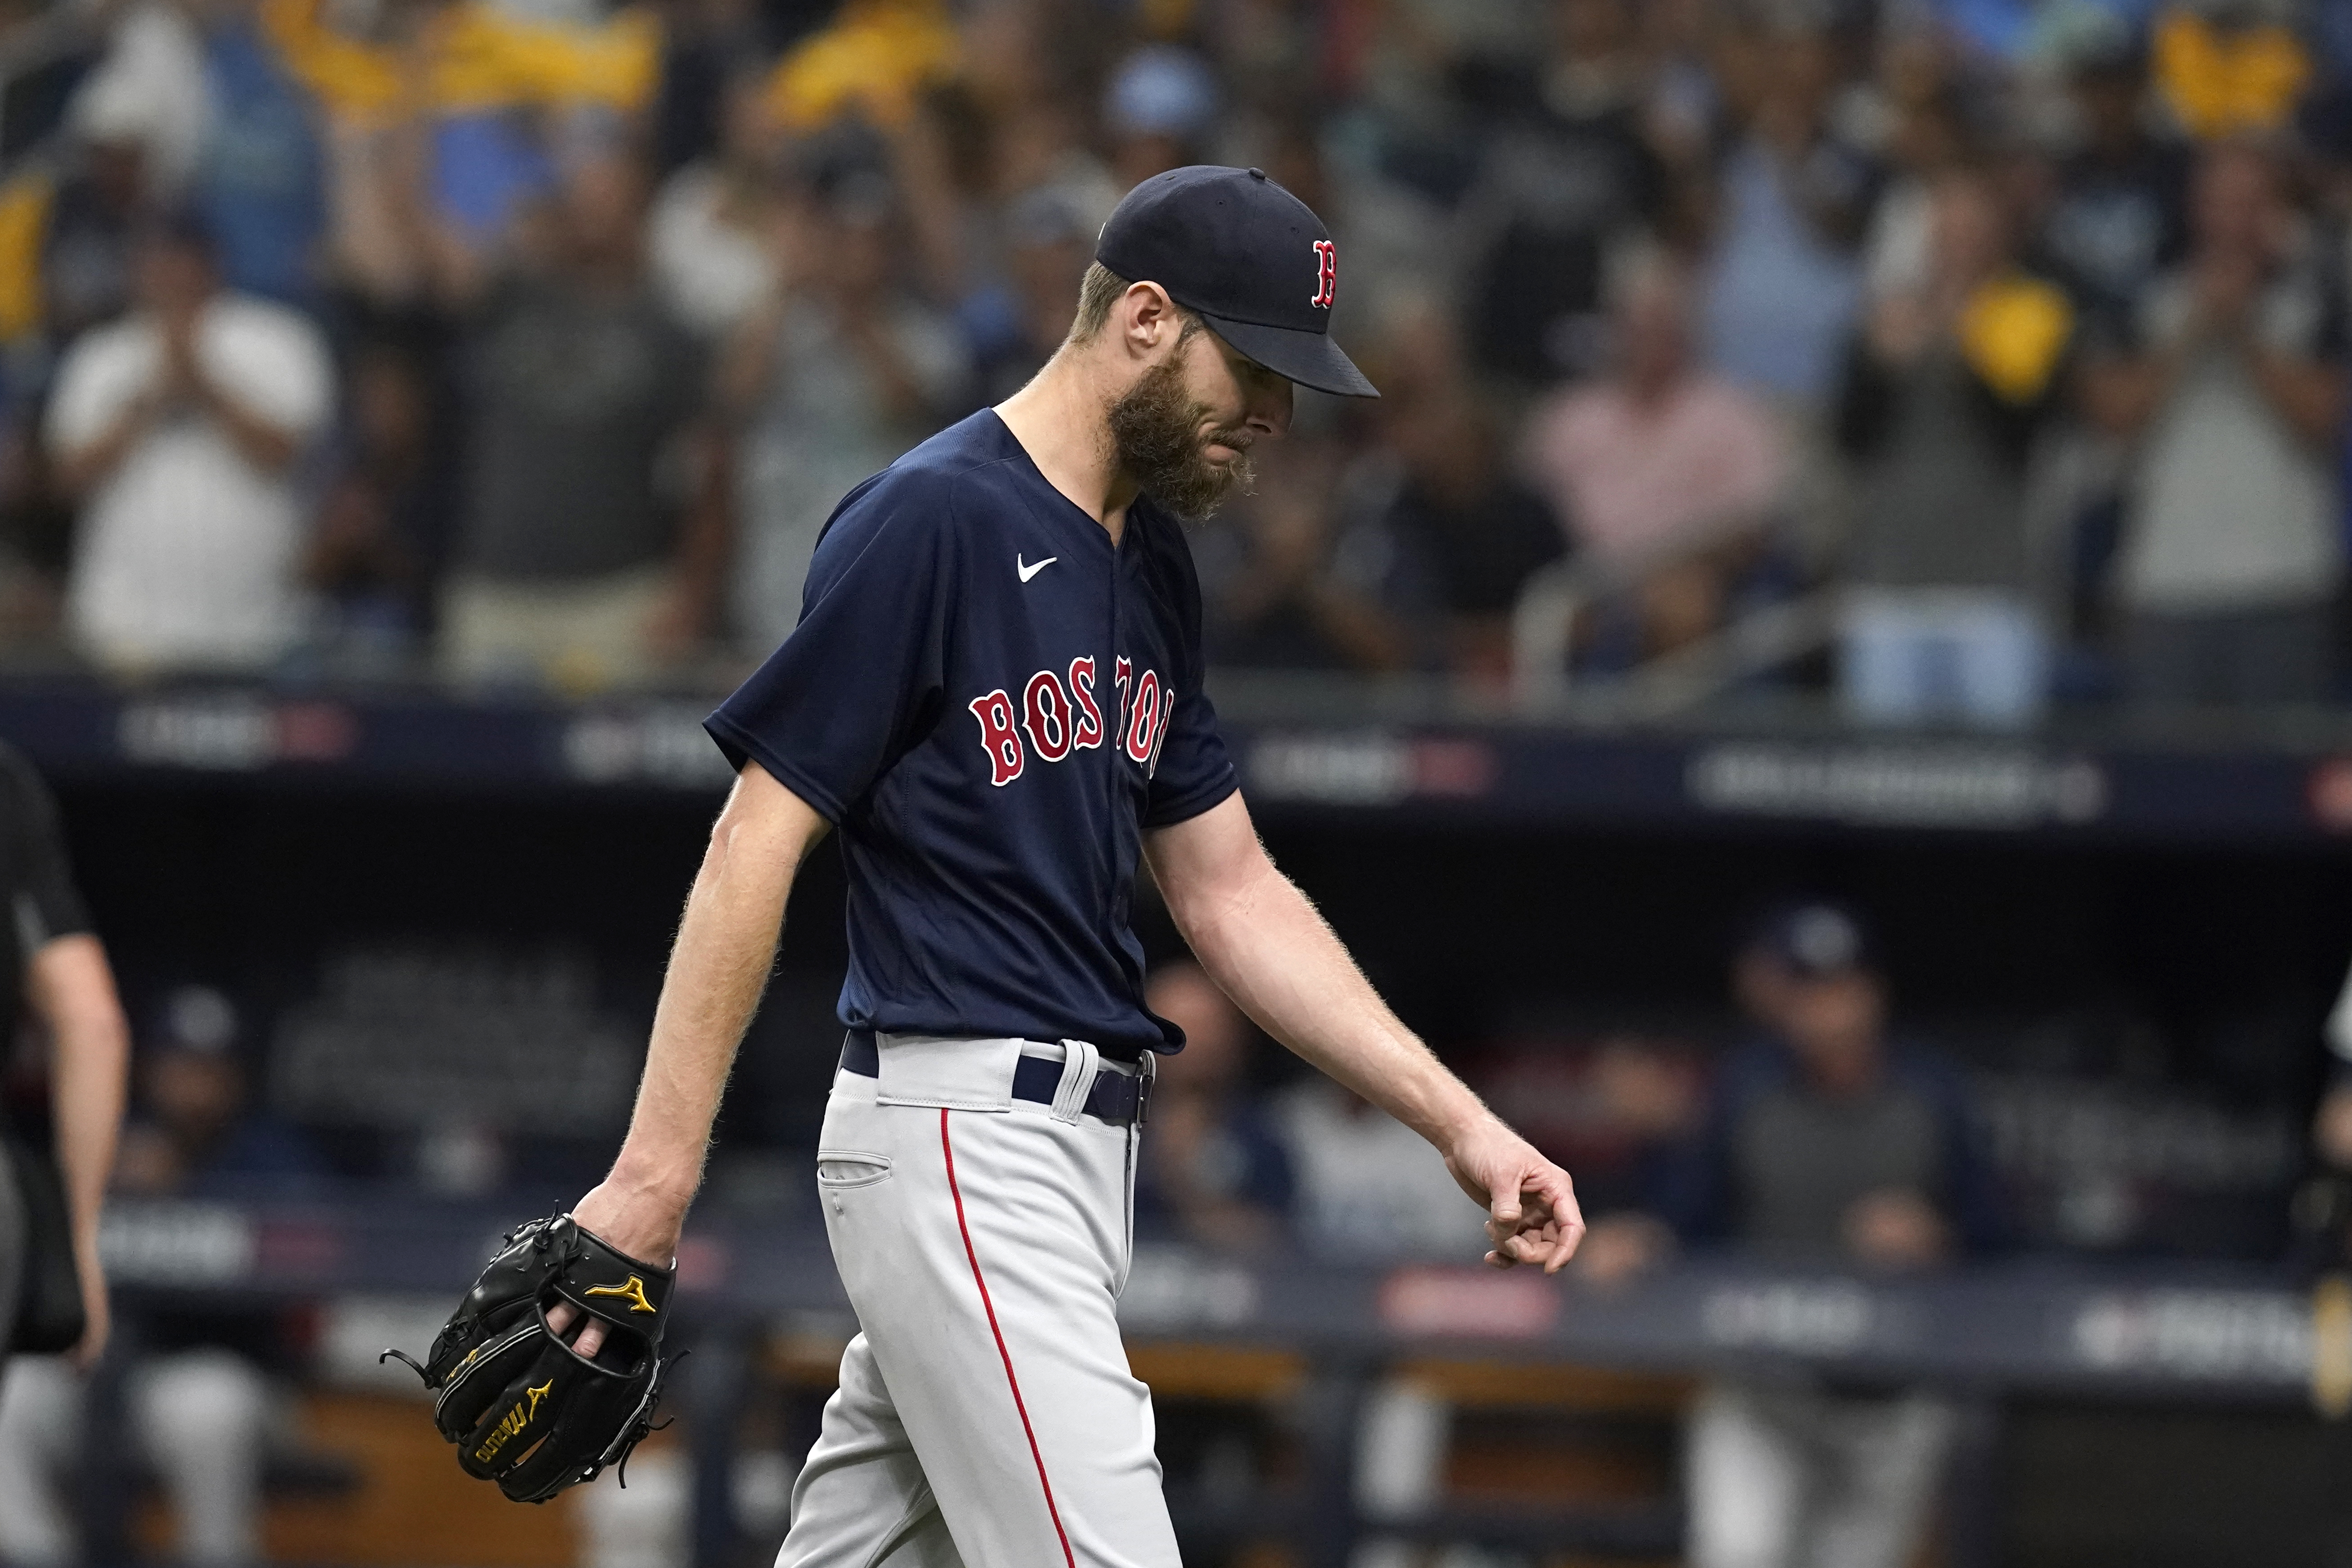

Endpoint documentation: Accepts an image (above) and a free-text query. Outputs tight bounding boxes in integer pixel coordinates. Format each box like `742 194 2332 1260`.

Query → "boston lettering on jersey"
969 654 1172 786
704 411 1236 1058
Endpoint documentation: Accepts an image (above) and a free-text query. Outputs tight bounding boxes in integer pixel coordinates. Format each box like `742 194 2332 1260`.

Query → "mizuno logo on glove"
473 1379 553 1464
584 1275 658 1313
382 1213 677 1504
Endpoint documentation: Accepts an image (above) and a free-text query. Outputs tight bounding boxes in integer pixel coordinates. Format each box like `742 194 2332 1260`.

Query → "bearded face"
1104 327 1257 522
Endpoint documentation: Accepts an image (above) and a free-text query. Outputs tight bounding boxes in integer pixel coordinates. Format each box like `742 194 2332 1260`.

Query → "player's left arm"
28 933 130 1367
1145 791 1583 1271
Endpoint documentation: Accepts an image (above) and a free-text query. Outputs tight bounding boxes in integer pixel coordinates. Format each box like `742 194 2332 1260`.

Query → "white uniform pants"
1686 1378 1954 1568
778 1035 1176 1568
0 1349 268 1566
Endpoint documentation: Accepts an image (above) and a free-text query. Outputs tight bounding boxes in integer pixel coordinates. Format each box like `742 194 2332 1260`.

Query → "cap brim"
1200 313 1379 398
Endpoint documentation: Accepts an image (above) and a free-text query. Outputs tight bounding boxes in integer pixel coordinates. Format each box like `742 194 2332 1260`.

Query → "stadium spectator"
1349 302 1564 684
1858 78 1972 308
1592 903 2003 1568
0 0 85 162
1277 960 1487 1260
648 72 787 342
41 76 165 346
0 0 2344 720
1520 248 1787 665
2038 30 2189 346
440 152 721 687
977 98 1122 243
970 183 1094 403
751 0 959 154
721 159 968 650
263 0 662 302
0 985 314 1568
1338 0 1524 177
1134 962 1294 1253
1102 45 1220 192
109 991 323 1199
63 0 210 195
303 338 454 667
2080 140 2347 707
1457 0 1668 385
0 406 73 639
45 211 334 672
644 0 769 177
1193 432 1411 673
1696 21 1875 413
1279 1072 1483 1261
1836 165 2074 728
1637 0 1727 175
27 0 312 318
189 0 327 310
2148 3 2312 143
1197 293 1554 683
1678 902 2003 1248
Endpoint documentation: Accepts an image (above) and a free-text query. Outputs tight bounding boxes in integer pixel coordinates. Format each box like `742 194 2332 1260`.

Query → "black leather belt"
839 1030 1150 1126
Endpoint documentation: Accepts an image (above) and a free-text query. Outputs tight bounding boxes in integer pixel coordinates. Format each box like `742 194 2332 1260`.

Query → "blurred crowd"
0 0 2351 716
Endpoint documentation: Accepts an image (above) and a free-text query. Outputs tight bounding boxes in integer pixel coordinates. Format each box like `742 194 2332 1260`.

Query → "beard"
1106 351 1254 522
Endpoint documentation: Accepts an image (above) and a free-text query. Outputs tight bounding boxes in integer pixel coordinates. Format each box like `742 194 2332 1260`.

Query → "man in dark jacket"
1660 903 2005 1259
1584 902 2002 1568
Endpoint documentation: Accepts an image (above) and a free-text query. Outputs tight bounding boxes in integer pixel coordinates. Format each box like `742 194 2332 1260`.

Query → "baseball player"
553 166 1584 1567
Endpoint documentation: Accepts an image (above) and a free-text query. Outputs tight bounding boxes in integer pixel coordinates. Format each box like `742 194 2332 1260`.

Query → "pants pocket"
815 1150 895 1189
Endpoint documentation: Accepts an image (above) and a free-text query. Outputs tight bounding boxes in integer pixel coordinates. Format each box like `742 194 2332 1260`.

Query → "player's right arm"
570 761 830 1264
1146 791 1583 1272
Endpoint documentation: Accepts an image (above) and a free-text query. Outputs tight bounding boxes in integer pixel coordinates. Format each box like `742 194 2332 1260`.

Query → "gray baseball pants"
777 1034 1177 1568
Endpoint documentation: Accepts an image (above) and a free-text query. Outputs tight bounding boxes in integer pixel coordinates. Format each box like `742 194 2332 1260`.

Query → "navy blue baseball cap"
1095 164 1379 399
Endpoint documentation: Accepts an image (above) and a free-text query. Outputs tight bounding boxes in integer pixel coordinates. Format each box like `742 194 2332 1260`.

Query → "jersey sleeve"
1143 523 1238 829
704 469 956 821
0 745 90 954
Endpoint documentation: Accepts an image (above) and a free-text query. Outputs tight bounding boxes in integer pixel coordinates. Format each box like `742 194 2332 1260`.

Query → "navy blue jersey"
706 411 1238 1057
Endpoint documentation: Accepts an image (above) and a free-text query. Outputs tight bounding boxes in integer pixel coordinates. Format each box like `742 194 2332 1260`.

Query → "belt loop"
1051 1039 1100 1125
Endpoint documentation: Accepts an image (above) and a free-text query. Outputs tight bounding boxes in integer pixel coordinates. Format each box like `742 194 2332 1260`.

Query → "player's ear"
1121 281 1182 358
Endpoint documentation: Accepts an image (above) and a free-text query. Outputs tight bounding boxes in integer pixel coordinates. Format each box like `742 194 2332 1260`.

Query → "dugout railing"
67 1194 2346 1568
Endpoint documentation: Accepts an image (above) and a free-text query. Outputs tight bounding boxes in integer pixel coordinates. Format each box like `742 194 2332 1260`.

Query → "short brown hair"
1066 262 1202 345
1068 262 1127 342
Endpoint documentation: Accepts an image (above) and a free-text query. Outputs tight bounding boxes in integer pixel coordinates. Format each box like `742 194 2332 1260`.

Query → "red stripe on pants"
940 1107 1078 1568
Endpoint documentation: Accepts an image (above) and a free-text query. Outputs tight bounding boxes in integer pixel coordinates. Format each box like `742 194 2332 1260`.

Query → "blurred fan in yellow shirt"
257 0 660 128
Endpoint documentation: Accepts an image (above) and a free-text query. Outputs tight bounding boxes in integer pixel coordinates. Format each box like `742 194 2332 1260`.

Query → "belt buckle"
1133 1054 1154 1126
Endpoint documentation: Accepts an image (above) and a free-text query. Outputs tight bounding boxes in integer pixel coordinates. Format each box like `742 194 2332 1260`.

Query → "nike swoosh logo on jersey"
1017 554 1057 583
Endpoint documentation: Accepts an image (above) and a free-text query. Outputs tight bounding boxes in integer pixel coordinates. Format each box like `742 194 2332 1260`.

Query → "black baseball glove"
384 1213 675 1503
